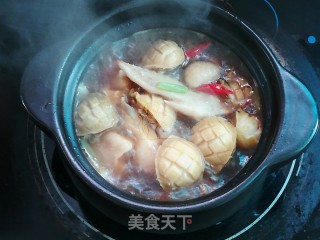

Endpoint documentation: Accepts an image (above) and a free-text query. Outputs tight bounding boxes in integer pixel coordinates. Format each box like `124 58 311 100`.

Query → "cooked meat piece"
236 110 261 149
190 117 237 173
75 92 119 136
155 136 205 190
184 61 220 88
141 40 185 70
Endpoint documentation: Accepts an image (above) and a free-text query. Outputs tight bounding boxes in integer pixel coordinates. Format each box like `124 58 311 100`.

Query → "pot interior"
58 1 280 210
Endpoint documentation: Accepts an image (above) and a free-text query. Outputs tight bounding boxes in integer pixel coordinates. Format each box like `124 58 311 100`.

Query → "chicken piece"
106 69 131 91
118 61 230 120
131 92 176 133
135 139 159 174
155 136 205 190
120 98 160 174
184 61 220 88
75 92 119 136
190 117 237 173
120 97 158 140
100 60 131 91
236 110 262 149
141 40 185 70
90 131 133 175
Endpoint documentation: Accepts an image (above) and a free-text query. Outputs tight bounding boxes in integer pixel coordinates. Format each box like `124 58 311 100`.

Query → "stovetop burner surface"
1 0 320 239
27 120 299 240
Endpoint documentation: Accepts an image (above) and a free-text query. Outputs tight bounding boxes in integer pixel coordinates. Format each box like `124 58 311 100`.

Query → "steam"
174 0 212 19
0 0 98 70
0 0 222 71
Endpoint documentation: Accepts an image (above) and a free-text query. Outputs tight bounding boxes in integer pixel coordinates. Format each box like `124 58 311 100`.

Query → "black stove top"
1 1 320 239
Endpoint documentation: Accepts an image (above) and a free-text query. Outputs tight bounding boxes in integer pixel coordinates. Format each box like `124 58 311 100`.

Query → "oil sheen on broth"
74 28 262 201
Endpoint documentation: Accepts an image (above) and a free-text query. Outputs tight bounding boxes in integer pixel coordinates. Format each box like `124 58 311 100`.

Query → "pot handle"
21 42 69 132
263 66 318 168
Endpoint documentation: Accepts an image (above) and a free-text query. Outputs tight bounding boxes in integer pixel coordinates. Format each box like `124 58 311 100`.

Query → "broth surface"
74 28 262 201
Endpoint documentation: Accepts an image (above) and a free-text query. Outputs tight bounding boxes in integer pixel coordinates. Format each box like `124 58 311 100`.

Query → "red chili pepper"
196 83 234 95
185 41 211 59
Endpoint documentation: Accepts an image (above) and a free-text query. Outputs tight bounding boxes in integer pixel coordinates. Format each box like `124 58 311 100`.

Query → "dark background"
1 0 320 239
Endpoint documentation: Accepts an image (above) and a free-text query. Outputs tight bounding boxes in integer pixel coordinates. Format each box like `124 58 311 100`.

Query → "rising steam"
0 0 99 70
